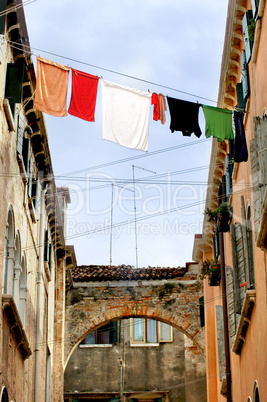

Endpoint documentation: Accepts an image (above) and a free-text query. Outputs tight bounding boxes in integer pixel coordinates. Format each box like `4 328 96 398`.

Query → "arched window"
4 206 15 295
19 254 27 326
0 387 9 402
13 231 21 306
253 381 260 402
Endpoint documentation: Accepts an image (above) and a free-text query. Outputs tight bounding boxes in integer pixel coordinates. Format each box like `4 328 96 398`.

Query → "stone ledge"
2 294 32 359
232 290 256 355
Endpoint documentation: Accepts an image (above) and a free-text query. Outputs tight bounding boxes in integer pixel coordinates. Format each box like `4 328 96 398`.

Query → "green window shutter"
0 0 7 35
242 10 253 63
155 398 163 402
110 321 118 344
236 83 246 111
5 63 24 103
241 51 250 101
17 112 24 155
199 296 205 327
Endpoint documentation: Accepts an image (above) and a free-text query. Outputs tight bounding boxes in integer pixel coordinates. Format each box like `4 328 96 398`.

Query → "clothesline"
32 56 248 161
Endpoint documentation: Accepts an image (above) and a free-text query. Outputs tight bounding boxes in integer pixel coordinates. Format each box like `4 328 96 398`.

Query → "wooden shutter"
216 306 226 380
226 266 236 345
5 63 24 104
27 158 33 197
32 179 41 220
236 83 246 111
110 321 118 344
17 112 24 155
230 224 241 313
242 10 253 63
0 0 7 35
241 51 250 101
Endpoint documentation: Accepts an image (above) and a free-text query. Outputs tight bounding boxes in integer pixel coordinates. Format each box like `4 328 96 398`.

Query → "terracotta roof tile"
70 264 188 282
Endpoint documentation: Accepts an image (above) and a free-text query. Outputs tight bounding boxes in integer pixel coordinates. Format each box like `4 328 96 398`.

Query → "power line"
7 40 221 106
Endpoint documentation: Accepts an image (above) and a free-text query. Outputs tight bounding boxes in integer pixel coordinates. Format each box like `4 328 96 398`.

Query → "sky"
23 0 229 268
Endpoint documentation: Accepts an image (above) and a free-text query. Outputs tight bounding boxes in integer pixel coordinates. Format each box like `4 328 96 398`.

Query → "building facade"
64 318 206 402
0 1 74 401
193 0 267 400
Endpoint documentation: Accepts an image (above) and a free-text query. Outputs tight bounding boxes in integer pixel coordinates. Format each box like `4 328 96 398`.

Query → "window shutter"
225 155 232 198
27 158 33 197
251 0 259 19
213 222 220 259
5 63 24 104
17 112 24 155
234 222 247 307
242 10 253 63
199 296 205 327
0 0 7 35
110 321 118 344
226 266 236 345
216 306 226 380
221 175 227 202
241 51 250 101
33 179 41 219
230 224 241 314
236 83 246 111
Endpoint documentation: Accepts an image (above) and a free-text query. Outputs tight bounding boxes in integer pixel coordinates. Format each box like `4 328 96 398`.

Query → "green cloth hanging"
202 105 234 142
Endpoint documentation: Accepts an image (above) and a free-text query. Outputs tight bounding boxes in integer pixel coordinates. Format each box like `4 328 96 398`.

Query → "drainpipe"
219 231 232 401
34 185 46 402
119 359 123 402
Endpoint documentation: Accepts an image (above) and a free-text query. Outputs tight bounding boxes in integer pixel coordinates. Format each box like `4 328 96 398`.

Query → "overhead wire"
7 39 220 107
0 183 255 257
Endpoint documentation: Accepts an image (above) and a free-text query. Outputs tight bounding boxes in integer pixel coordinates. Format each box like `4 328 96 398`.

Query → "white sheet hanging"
101 79 152 151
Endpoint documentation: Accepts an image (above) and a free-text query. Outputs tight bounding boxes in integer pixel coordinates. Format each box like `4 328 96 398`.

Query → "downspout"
34 184 47 402
219 231 232 401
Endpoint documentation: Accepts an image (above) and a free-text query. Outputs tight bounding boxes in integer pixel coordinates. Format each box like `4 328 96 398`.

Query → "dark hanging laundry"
167 97 202 137
233 110 248 163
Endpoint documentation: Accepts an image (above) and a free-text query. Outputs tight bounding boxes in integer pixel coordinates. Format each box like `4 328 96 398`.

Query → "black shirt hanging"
167 97 202 138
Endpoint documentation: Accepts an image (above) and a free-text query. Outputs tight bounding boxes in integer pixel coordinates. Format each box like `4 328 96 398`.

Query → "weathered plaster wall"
64 319 207 401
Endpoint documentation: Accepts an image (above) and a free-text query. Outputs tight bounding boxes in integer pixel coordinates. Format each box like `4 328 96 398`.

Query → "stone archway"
65 265 204 368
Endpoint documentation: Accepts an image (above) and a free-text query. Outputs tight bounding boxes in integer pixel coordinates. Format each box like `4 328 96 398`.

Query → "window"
253 382 260 402
242 10 253 63
0 387 9 402
81 322 118 346
131 319 172 345
44 227 52 272
4 206 15 295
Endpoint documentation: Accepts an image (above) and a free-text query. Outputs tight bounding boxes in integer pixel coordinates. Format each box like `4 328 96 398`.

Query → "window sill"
232 289 256 355
79 344 113 348
2 294 32 359
130 343 159 347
